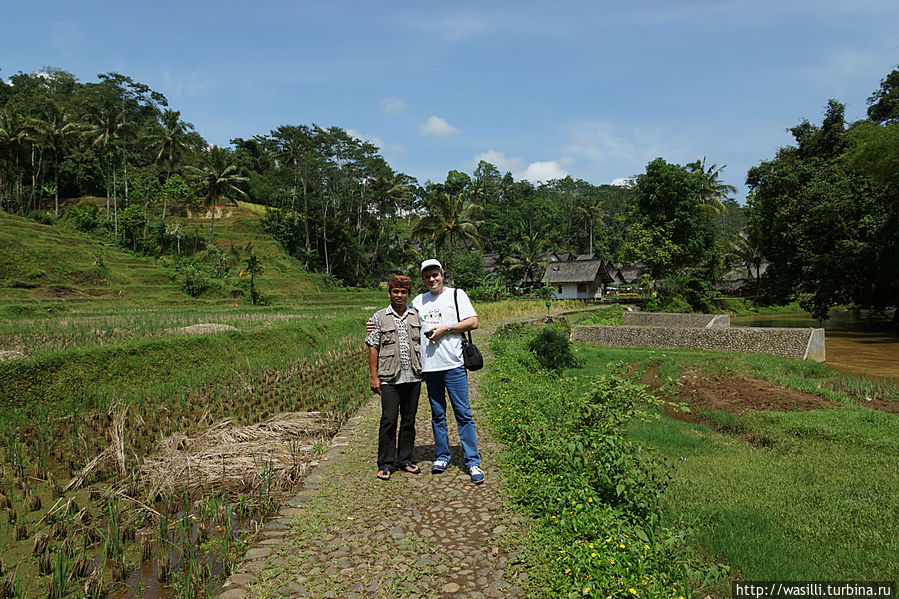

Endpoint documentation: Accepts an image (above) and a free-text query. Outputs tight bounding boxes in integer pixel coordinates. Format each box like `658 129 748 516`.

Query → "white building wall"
551 284 580 300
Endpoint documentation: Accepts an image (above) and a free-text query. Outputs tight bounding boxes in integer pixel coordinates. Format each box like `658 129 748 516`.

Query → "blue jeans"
422 366 481 468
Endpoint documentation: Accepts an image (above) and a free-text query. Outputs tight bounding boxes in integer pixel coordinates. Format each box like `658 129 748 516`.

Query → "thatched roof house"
542 258 614 300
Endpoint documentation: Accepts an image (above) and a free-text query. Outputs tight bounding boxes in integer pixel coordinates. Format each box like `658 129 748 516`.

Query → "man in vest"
365 275 423 480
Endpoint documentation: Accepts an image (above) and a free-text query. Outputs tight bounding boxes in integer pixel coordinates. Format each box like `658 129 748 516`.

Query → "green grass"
572 343 899 585
716 297 805 316
482 324 710 598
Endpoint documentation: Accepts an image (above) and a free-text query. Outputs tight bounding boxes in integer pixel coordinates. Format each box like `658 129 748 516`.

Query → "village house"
541 253 614 300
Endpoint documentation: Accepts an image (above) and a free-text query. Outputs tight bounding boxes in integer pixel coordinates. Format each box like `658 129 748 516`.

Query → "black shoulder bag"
454 289 484 371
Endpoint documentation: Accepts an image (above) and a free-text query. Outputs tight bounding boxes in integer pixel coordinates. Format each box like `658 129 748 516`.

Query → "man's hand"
370 376 381 395
426 325 449 341
365 317 375 333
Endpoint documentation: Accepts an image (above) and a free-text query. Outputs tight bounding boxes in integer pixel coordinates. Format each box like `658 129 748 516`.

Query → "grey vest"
375 307 422 380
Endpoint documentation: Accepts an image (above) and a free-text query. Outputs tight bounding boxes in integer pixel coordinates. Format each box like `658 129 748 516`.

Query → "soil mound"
677 369 836 414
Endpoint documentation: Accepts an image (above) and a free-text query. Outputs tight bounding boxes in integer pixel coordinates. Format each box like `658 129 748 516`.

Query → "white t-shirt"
410 287 477 372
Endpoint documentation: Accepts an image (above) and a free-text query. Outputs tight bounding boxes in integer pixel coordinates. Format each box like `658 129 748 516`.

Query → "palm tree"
147 110 196 220
186 146 247 253
575 195 604 255
271 125 316 249
410 191 483 279
32 102 78 218
83 103 123 227
505 230 549 287
687 157 736 216
726 230 764 299
0 109 27 212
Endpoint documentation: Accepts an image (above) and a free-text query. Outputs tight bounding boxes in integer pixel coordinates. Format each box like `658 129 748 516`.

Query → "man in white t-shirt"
411 259 484 484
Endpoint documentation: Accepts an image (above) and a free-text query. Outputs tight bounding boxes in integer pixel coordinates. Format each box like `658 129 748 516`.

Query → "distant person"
412 259 484 485
365 275 423 481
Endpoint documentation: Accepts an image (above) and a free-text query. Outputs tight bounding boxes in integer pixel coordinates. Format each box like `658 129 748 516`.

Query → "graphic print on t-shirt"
421 307 443 327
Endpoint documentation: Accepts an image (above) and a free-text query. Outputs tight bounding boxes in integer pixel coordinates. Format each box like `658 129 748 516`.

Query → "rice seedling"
47 542 73 599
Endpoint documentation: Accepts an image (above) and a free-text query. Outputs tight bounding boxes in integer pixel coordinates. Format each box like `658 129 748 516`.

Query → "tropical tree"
625 158 716 277
505 230 549 287
726 230 764 299
243 250 264 305
186 146 248 253
411 191 483 278
83 101 123 225
0 109 27 211
32 100 78 218
687 157 736 216
146 109 197 219
574 193 604 255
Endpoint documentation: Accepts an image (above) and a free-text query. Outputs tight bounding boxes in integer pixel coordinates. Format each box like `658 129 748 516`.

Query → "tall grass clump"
483 324 719 597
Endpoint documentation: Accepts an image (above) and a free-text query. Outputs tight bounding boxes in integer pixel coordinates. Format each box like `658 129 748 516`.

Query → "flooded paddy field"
0 306 372 598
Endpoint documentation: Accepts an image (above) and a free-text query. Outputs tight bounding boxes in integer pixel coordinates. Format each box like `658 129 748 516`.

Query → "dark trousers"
378 381 421 470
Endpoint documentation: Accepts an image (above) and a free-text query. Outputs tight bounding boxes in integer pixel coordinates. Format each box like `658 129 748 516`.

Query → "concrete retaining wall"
621 312 731 328
571 325 825 361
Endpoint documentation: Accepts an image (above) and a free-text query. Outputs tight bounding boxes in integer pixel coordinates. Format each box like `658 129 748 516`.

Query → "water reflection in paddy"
732 310 899 383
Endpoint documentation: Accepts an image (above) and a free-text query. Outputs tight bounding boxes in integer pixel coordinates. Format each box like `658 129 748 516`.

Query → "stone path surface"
218 326 532 599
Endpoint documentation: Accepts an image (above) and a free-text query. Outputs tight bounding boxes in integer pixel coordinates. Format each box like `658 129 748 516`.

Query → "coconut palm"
688 157 737 214
146 110 196 220
505 230 549 287
410 191 483 278
30 102 78 218
687 157 736 216
575 194 604 255
185 146 248 253
0 109 27 211
727 230 765 299
83 103 123 225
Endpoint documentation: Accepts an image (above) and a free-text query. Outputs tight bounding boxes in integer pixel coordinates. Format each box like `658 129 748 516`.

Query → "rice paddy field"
0 204 586 597
0 286 574 598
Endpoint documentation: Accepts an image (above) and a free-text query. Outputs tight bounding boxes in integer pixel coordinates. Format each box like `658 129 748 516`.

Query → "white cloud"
379 97 408 114
611 177 637 188
472 150 570 183
517 160 569 183
346 128 384 150
472 150 523 173
420 116 460 136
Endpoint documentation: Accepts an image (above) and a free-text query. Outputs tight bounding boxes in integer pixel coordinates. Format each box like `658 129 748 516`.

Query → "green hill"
0 202 327 313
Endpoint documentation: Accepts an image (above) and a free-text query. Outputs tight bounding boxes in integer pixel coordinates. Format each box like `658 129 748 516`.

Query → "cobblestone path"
219 327 532 599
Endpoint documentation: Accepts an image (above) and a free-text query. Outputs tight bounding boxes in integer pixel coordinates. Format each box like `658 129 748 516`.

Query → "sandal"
376 469 391 480
400 464 421 474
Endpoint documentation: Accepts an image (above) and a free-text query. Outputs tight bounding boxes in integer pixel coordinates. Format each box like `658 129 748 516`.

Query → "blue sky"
3 1 897 199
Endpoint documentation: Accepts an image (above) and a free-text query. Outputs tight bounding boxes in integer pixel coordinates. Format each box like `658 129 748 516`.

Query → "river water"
732 310 899 383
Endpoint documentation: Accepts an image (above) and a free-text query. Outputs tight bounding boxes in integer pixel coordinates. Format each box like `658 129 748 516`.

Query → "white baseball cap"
420 259 443 273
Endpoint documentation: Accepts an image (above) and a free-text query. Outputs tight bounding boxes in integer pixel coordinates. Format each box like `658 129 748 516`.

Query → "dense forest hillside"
1 66 897 318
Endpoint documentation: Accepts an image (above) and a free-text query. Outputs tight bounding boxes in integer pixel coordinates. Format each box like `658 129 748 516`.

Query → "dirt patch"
860 397 899 414
0 350 24 361
675 369 837 415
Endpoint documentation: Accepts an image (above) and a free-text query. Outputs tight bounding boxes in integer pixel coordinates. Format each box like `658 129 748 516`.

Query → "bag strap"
453 288 473 345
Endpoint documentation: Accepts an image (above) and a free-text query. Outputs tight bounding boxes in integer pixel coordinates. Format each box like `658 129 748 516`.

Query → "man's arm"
427 316 478 341
368 346 381 395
